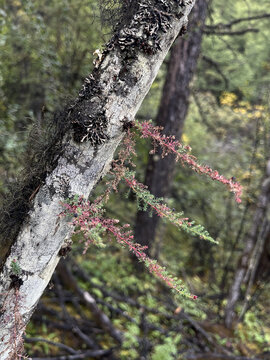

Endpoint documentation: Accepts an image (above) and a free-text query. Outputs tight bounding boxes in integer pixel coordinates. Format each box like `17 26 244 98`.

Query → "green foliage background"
1 0 270 358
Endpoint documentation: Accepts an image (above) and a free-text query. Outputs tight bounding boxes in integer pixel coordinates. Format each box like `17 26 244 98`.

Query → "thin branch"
203 28 259 36
179 312 231 355
192 91 222 135
201 55 229 87
185 353 263 360
205 13 270 30
31 349 113 360
238 220 270 322
57 261 123 343
24 338 77 355
71 326 98 349
219 117 261 294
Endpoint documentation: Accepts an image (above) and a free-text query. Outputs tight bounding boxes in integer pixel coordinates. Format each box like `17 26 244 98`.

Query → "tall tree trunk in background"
134 0 208 255
0 1 196 358
225 160 270 329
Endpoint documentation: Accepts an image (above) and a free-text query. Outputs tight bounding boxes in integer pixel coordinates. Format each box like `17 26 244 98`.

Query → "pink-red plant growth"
136 120 243 203
61 198 194 299
61 119 243 299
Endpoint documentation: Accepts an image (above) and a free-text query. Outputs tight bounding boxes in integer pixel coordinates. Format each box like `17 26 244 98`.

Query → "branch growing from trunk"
0 1 196 358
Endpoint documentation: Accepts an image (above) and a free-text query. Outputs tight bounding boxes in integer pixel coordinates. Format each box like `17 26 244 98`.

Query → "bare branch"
24 338 77 355
205 13 270 30
203 28 259 36
185 353 264 360
57 261 123 343
31 349 113 360
201 55 229 88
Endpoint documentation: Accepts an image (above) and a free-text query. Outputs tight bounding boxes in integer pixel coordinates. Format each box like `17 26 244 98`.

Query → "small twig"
185 353 263 360
24 337 77 355
29 185 41 201
204 28 259 36
30 348 112 360
201 56 229 88
71 326 97 349
205 13 270 30
57 260 123 343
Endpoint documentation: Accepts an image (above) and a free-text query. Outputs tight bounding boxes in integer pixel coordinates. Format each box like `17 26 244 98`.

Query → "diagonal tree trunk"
225 160 270 329
0 1 196 358
134 0 208 255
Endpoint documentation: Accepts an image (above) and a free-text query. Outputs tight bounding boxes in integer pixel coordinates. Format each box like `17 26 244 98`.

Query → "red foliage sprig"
61 199 196 299
136 120 243 203
96 130 216 242
60 118 244 301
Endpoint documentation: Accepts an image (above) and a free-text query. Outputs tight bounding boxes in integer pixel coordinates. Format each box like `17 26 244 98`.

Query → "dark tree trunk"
134 0 208 254
225 160 270 329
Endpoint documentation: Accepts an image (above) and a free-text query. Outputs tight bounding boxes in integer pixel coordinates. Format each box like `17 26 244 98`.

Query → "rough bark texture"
225 160 270 329
134 0 208 254
0 1 196 358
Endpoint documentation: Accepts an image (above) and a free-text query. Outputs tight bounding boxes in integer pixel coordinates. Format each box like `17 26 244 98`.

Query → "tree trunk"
0 1 196 358
225 160 270 329
134 0 208 254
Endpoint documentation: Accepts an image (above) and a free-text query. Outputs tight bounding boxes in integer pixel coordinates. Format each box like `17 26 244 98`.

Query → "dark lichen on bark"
58 243 72 258
0 0 190 269
105 0 185 56
72 0 189 143
9 275 23 290
72 105 108 145
69 68 109 146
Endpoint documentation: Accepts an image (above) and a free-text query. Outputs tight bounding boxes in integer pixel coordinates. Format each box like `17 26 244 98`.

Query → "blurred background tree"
0 0 270 359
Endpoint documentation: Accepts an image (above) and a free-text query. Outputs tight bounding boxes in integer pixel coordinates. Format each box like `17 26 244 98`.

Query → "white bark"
0 1 195 358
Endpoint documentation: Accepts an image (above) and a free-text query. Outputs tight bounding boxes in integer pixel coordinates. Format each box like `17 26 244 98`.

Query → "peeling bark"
0 1 196 358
